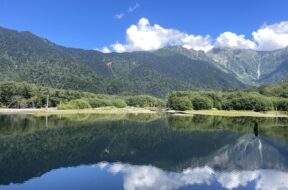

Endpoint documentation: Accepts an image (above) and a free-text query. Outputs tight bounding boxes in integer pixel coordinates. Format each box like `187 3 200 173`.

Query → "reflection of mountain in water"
0 114 288 186
207 134 288 171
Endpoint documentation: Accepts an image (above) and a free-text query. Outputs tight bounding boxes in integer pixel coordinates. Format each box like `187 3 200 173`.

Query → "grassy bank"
182 109 288 118
0 107 288 118
0 107 159 116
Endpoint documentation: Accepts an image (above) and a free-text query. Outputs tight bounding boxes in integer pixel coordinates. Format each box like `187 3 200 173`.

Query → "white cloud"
94 46 111 53
252 21 288 51
111 42 126 53
99 18 288 52
114 3 139 21
215 32 256 49
101 46 111 53
115 13 124 20
215 21 288 51
128 3 140 13
110 17 213 52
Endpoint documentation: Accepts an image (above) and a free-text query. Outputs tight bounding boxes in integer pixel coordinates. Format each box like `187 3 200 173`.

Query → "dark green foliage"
167 95 192 111
86 97 112 108
275 99 288 111
191 97 213 110
168 91 217 110
111 98 127 108
222 95 274 112
0 81 165 109
126 95 165 107
252 82 288 98
57 99 91 110
168 87 283 112
0 81 98 108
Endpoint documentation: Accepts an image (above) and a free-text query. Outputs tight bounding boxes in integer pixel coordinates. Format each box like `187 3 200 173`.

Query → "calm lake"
0 113 288 190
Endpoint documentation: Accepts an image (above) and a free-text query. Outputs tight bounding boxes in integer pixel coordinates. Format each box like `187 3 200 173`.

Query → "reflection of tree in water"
0 115 239 185
169 115 288 141
0 114 288 186
254 122 259 137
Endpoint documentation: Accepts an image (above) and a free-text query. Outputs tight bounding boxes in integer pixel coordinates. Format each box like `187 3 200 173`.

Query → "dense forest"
168 81 288 111
0 81 165 109
0 80 288 112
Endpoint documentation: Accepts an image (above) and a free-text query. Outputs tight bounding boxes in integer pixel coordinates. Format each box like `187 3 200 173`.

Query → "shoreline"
0 107 159 116
0 107 288 118
182 110 288 118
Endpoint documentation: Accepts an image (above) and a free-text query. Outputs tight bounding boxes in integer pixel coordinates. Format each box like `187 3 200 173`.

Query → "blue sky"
0 0 288 52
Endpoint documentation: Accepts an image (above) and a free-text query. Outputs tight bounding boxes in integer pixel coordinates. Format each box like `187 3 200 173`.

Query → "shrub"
275 99 288 111
58 99 91 110
126 95 164 107
86 98 112 108
222 96 273 112
167 96 192 111
111 98 127 108
191 97 213 110
205 92 223 109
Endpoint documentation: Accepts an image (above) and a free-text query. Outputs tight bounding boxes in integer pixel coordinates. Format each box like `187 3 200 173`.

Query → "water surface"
0 114 288 190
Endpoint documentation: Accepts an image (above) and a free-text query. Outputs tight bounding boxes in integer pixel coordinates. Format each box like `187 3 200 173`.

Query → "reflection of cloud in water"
217 171 258 189
99 163 288 190
108 163 213 190
97 161 109 169
218 170 288 190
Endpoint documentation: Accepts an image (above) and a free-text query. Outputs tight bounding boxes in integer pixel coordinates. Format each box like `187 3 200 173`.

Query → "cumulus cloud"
101 46 111 53
215 32 256 49
111 42 126 53
99 18 288 52
211 21 288 51
94 46 111 53
252 21 288 51
109 18 213 52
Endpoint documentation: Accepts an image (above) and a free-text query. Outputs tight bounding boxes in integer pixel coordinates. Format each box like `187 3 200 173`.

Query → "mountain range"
1 26 288 97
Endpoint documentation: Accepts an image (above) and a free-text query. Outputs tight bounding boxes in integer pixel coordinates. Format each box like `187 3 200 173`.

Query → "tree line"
167 89 288 111
0 81 165 109
0 80 288 112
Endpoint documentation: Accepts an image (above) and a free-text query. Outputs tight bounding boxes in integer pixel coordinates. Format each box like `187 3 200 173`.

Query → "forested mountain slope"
0 26 245 97
1 26 288 97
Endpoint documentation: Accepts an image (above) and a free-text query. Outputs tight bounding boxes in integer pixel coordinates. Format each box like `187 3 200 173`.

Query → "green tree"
276 99 288 111
192 97 213 110
222 96 273 112
58 99 91 110
112 98 127 108
167 96 192 111
126 95 164 107
86 98 112 108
